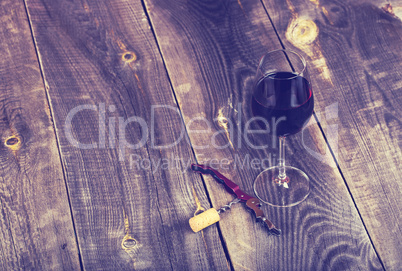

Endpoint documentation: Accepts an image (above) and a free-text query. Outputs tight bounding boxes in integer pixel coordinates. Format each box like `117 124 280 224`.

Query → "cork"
189 208 220 232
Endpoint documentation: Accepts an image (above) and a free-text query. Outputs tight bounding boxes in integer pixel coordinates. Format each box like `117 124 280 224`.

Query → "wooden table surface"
1 0 401 270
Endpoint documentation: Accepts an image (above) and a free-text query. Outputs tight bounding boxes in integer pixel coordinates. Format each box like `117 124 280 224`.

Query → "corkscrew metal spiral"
217 198 241 214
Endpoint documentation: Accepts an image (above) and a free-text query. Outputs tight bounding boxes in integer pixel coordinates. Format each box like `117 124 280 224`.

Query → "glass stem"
278 136 286 180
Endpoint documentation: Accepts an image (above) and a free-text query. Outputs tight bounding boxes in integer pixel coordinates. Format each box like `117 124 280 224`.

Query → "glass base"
253 166 310 207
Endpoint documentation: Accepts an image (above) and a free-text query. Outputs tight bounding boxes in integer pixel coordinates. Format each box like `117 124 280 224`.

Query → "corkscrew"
189 164 281 236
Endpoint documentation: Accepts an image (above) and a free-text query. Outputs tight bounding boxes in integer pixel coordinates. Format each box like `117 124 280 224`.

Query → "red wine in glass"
251 71 314 137
251 49 314 208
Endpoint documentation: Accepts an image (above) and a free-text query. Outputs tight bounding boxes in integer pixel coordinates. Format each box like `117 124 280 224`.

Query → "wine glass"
251 49 314 207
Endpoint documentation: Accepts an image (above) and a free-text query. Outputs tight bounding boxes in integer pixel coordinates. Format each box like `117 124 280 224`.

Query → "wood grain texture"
25 0 228 269
261 0 402 269
145 0 384 270
0 0 80 270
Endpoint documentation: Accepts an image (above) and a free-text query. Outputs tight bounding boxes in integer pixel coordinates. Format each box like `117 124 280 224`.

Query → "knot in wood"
6 137 19 145
122 238 137 249
122 52 137 63
5 135 22 150
286 18 318 46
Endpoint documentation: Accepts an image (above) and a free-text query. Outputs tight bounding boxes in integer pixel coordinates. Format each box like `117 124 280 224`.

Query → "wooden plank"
0 0 81 270
24 0 229 269
260 0 402 269
145 0 384 270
